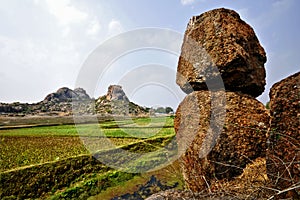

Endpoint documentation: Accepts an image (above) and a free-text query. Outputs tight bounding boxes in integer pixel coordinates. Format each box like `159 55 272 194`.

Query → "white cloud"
86 19 101 36
45 0 88 25
62 26 70 37
108 19 123 36
181 0 195 5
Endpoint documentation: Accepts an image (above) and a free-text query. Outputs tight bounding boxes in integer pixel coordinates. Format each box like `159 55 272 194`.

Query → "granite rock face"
106 85 129 102
174 91 269 192
176 8 266 97
267 71 300 199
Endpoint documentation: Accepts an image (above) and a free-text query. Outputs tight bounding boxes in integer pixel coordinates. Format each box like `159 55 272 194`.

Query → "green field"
0 116 183 199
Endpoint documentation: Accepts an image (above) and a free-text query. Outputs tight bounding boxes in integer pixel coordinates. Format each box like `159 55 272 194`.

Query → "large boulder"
106 85 129 102
267 71 300 199
176 8 266 97
174 91 269 192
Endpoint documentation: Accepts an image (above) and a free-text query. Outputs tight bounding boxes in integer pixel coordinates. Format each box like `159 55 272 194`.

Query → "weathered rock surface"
174 91 269 192
267 71 300 199
176 8 266 97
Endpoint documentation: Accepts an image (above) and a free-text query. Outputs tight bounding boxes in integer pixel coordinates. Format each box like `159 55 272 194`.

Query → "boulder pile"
174 8 270 192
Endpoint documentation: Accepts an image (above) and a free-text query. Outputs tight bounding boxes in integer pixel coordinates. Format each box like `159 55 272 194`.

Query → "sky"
0 0 299 109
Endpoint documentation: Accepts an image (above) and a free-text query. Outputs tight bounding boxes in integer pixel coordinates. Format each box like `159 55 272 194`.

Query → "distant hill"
95 85 149 116
0 85 149 117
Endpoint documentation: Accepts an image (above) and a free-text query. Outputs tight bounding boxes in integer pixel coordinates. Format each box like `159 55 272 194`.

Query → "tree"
165 107 174 114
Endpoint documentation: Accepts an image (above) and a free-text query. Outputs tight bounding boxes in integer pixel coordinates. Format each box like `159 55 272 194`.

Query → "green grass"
0 117 175 172
0 116 180 199
0 116 174 137
88 161 184 200
0 135 181 199
0 124 81 137
49 170 137 200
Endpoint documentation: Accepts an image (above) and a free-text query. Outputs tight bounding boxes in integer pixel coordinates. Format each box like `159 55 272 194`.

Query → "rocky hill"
0 85 149 117
95 85 148 116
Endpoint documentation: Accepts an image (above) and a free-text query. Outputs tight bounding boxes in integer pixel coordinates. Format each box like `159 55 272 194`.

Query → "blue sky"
0 0 299 109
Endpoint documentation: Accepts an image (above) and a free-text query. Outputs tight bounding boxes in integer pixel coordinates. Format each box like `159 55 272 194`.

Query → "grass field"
0 116 175 171
0 116 182 199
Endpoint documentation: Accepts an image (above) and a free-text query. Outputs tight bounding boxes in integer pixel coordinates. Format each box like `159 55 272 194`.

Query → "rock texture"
174 91 269 192
176 8 266 97
106 85 129 102
267 71 300 199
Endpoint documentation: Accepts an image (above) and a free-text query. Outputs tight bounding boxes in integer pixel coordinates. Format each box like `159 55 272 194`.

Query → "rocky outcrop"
106 85 129 102
267 71 300 199
43 87 91 103
176 8 266 97
73 88 91 100
0 85 149 117
174 91 269 192
95 85 148 116
39 87 93 115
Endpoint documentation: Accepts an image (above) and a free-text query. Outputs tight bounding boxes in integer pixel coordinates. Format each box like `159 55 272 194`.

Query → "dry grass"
148 157 299 199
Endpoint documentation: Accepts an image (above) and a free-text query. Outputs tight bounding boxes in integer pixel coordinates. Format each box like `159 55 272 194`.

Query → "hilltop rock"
95 85 148 116
176 8 266 97
0 85 149 116
267 71 300 199
39 87 93 115
106 85 129 102
43 87 91 103
74 88 91 100
174 91 269 192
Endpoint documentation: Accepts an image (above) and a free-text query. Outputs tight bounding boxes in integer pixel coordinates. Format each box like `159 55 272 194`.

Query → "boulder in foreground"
174 91 269 192
176 8 267 97
267 71 300 199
